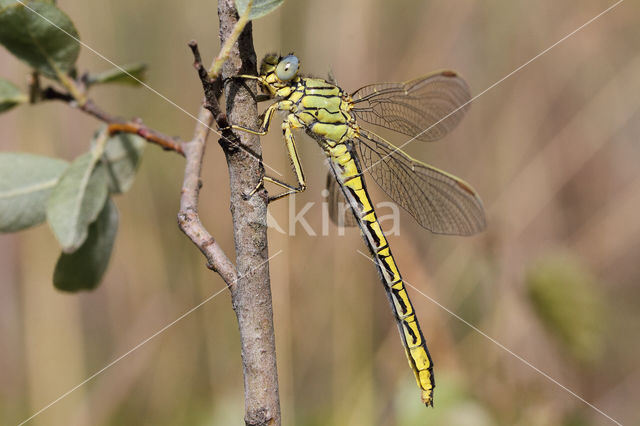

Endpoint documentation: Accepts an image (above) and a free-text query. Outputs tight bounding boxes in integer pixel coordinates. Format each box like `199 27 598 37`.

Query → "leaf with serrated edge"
235 0 283 20
47 152 108 252
0 79 27 113
102 133 145 194
88 63 147 86
0 152 68 232
54 198 118 292
0 0 80 79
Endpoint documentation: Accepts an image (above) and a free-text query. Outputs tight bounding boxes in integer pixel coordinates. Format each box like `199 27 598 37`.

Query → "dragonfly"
230 53 486 406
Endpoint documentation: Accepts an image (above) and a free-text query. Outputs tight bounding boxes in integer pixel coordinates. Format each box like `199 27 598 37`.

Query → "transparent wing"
354 129 485 235
326 171 359 227
351 70 471 142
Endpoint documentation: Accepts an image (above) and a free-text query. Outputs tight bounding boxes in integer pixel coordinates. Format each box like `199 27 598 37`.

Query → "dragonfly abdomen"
328 148 436 406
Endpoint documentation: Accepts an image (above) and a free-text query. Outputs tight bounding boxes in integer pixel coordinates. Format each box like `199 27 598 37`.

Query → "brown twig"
78 99 119 123
40 86 186 155
28 71 41 104
189 40 264 161
188 41 228 128
177 106 237 287
108 122 184 156
217 1 281 424
186 3 281 424
40 86 74 103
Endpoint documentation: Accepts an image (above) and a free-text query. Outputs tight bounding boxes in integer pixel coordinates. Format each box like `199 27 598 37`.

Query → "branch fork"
34 4 279 422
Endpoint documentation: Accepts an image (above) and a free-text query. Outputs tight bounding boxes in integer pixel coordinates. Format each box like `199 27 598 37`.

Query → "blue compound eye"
275 55 299 81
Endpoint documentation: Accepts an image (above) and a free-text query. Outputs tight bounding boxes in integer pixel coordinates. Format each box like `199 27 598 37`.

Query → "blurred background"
1 0 639 425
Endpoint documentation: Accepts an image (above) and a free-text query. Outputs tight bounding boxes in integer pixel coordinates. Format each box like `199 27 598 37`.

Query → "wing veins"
354 130 485 235
351 71 472 142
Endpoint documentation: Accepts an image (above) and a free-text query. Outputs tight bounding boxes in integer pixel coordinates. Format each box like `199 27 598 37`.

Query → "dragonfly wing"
355 129 486 235
351 70 471 142
326 170 359 227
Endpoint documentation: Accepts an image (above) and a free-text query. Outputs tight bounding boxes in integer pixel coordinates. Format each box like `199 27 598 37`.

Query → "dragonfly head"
258 53 300 95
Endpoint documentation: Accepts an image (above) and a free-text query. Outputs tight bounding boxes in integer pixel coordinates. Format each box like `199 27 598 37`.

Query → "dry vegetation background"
1 0 639 425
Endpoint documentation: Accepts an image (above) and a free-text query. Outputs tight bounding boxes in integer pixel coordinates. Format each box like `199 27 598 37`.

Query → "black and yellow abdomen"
327 144 436 405
278 75 437 404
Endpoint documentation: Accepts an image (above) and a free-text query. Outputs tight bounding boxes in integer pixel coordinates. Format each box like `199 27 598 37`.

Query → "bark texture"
218 1 281 424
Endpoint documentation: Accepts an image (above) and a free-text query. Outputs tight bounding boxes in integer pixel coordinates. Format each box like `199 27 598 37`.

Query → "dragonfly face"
257 53 301 96
232 53 486 406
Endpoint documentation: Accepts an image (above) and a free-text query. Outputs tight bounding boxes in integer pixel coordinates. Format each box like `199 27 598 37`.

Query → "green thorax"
262 79 357 146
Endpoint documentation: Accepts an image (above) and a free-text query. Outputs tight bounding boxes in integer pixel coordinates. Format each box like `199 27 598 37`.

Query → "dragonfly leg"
243 175 304 202
226 102 278 135
243 175 305 202
264 177 304 203
253 94 273 103
225 75 273 103
252 118 306 204
270 119 307 201
228 100 294 135
238 114 306 203
228 74 261 81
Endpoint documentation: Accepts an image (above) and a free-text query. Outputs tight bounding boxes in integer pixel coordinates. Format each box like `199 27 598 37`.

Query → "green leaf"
54 198 118 292
102 132 145 194
0 152 68 232
235 0 283 20
87 63 147 87
0 78 28 113
0 0 80 79
47 151 109 252
526 252 607 365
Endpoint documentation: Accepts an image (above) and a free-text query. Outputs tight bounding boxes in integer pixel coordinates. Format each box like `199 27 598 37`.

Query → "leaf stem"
208 0 252 79
57 72 87 106
91 126 109 158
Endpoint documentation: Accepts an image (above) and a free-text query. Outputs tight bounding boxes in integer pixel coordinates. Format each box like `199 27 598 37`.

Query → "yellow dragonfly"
231 53 486 406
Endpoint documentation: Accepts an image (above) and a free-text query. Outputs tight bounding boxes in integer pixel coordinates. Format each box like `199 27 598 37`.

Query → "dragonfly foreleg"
228 102 279 135
228 100 294 135
224 75 270 103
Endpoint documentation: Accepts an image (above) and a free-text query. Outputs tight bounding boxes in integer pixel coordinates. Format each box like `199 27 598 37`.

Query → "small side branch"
177 106 237 288
108 122 184 155
188 41 228 129
40 86 186 155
